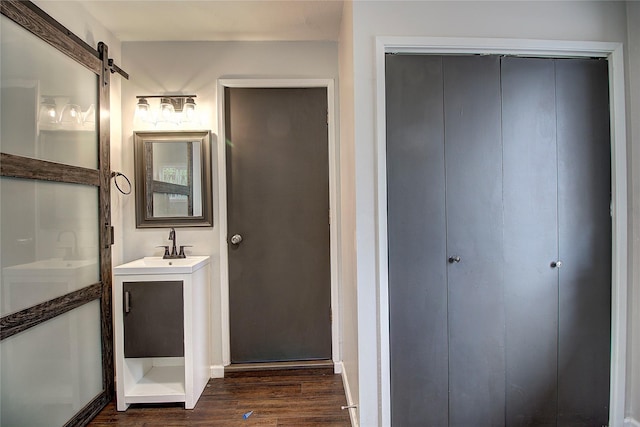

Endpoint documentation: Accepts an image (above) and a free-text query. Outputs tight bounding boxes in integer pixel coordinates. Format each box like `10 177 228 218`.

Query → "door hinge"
329 209 331 225
330 309 333 323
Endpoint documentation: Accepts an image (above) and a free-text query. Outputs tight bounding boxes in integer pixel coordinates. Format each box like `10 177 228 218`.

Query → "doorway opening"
375 37 628 426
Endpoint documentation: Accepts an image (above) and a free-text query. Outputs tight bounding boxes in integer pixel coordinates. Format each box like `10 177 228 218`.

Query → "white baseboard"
625 417 640 427
337 361 358 427
210 364 225 378
334 360 343 374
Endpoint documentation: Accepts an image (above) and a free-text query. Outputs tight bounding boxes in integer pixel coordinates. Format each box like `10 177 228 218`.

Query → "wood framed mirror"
134 130 213 228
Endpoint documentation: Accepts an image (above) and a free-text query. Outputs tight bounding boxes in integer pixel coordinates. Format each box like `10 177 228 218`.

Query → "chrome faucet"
57 230 78 260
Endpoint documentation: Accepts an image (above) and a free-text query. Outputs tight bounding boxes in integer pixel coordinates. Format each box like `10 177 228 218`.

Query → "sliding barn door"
387 54 611 426
0 3 114 426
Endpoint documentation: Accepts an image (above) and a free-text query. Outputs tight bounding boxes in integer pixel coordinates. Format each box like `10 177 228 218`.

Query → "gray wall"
338 1 359 424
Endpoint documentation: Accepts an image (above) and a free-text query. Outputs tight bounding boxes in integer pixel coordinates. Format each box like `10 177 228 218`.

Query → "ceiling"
75 0 345 42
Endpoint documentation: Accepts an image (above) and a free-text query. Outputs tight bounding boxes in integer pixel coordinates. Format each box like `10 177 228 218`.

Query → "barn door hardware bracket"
108 58 129 80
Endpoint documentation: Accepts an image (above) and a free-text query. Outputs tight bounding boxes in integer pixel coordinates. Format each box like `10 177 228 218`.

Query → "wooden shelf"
125 365 185 404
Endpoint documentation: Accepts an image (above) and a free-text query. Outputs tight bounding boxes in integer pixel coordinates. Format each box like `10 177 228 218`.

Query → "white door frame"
375 37 628 427
217 79 340 369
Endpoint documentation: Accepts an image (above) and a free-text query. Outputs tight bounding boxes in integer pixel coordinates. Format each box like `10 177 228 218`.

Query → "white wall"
626 2 640 423
32 0 125 267
348 1 630 426
338 1 359 425
121 40 339 369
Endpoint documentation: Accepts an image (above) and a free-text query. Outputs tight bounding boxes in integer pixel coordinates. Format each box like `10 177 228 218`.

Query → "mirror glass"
134 131 212 227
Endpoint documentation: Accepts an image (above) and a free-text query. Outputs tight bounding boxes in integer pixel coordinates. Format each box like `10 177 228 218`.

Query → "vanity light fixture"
39 97 57 124
38 96 96 130
135 95 197 126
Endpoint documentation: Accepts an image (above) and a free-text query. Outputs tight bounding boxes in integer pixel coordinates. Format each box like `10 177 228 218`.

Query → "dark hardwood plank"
88 369 351 426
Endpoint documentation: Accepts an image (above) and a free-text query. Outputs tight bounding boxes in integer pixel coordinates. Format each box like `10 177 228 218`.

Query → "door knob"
448 256 461 264
550 260 563 268
230 234 243 245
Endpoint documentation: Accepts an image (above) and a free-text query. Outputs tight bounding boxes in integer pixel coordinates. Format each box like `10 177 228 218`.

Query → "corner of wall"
338 1 360 425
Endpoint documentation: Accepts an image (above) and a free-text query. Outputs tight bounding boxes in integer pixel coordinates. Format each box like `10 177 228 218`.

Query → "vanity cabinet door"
123 281 184 358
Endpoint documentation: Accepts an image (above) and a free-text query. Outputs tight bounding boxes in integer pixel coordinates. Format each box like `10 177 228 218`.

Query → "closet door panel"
502 57 559 426
386 55 448 426
444 55 505 427
556 59 611 426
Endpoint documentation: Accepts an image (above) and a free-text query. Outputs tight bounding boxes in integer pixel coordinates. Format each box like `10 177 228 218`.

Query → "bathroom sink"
2 258 98 316
5 258 95 271
113 256 210 275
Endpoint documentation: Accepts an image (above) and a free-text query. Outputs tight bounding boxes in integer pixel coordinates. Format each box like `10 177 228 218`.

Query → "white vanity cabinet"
113 256 210 411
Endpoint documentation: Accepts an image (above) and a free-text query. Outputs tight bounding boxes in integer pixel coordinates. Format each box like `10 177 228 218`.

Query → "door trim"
375 37 627 427
217 79 340 369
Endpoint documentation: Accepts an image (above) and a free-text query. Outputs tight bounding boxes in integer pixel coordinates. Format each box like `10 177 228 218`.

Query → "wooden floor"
88 368 352 426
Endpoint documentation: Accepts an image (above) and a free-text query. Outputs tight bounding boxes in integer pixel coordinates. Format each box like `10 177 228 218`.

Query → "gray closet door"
387 54 611 427
556 59 611 426
502 57 559 426
386 55 448 426
502 57 611 426
444 55 505 427
387 55 504 426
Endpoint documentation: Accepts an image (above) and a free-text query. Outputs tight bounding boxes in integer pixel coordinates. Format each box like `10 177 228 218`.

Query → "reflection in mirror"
134 131 212 228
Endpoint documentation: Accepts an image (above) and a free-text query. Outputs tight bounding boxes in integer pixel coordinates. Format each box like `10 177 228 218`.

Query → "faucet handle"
157 245 170 258
178 245 192 258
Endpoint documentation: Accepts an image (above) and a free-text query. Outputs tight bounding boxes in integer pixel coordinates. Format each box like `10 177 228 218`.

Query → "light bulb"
59 104 83 127
160 98 174 120
136 98 151 123
183 97 196 121
39 97 58 125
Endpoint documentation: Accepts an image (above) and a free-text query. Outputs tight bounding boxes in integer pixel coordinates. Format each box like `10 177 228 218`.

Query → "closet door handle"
124 291 131 313
448 256 461 264
550 260 563 269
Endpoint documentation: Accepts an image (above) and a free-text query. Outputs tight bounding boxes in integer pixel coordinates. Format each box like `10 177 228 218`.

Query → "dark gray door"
502 56 560 426
387 54 611 427
556 58 611 425
225 87 331 363
387 55 505 426
444 55 505 426
386 54 448 426
502 57 611 426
